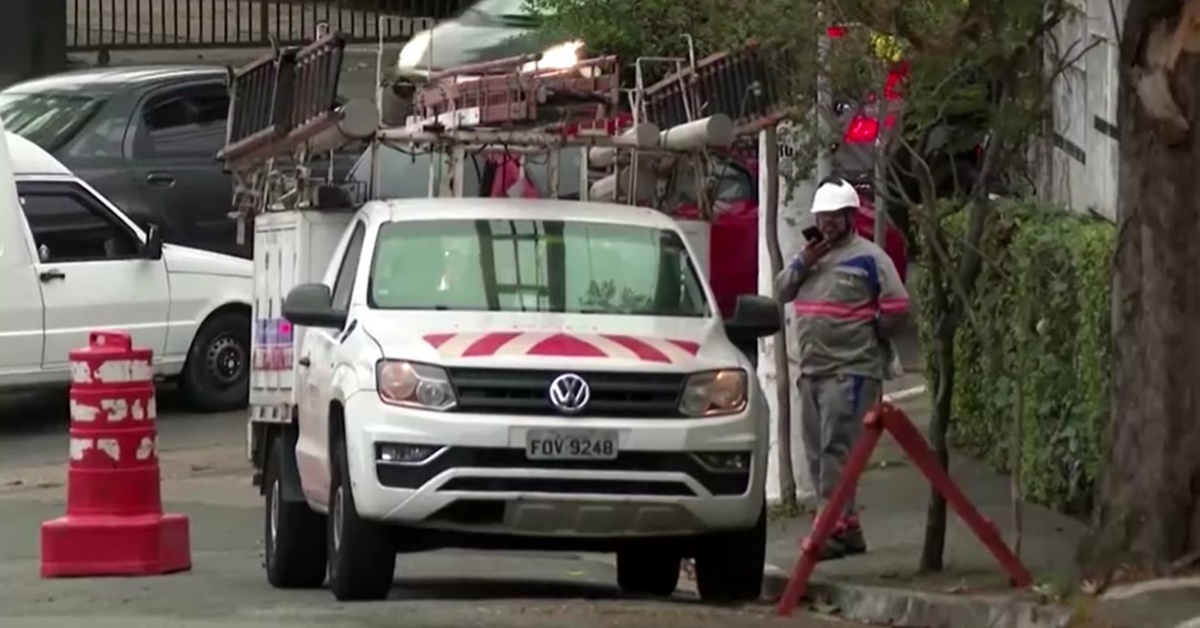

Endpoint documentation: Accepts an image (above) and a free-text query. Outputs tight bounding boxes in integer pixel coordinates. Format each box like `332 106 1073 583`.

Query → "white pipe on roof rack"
659 114 735 151
224 99 379 172
377 127 657 148
307 99 379 151
587 122 661 168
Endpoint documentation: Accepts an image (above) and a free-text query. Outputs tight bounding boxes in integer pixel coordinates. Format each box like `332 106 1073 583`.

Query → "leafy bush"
913 199 1113 516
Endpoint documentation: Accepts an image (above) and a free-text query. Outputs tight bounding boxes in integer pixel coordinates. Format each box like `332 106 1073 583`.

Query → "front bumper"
341 390 767 538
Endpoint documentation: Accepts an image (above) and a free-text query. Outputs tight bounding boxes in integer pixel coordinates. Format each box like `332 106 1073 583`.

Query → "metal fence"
67 0 468 51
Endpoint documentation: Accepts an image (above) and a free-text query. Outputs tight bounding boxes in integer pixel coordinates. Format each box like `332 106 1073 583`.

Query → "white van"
0 129 253 412
261 197 782 603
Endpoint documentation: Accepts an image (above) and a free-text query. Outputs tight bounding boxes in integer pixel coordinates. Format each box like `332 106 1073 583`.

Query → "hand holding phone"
798 230 832 267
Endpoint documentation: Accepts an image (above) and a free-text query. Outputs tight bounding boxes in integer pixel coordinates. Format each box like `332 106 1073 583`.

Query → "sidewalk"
761 388 1200 628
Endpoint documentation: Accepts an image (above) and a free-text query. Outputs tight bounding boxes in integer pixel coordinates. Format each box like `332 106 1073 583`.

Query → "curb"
761 568 1073 628
587 551 1074 627
883 384 927 403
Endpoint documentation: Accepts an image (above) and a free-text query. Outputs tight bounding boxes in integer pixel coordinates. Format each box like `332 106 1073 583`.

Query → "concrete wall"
1045 0 1122 221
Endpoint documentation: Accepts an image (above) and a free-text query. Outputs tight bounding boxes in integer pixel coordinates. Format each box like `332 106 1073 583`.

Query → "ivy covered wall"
914 201 1113 515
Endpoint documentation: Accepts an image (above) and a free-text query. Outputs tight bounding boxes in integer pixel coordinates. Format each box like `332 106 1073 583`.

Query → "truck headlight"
397 30 432 70
521 40 584 72
678 369 748 417
376 360 457 411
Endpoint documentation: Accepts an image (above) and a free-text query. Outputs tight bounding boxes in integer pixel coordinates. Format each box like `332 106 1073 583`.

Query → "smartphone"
802 226 824 242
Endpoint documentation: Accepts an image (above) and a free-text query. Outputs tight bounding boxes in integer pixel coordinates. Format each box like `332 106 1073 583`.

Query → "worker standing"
774 177 911 561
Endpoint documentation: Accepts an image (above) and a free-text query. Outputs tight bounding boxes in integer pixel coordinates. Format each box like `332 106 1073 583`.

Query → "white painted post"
759 122 816 504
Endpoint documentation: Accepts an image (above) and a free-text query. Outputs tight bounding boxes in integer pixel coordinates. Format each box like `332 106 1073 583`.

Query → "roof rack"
219 26 379 241
406 54 622 130
219 29 795 236
641 40 797 135
220 30 353 171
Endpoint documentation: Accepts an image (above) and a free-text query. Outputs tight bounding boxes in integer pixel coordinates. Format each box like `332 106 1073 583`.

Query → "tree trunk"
921 278 954 572
1083 0 1200 573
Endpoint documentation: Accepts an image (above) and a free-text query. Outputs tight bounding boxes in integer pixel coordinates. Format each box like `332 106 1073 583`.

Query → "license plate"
525 429 619 460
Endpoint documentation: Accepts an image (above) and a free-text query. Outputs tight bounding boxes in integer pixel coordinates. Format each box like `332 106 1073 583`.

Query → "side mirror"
282 283 347 329
725 295 783 342
143 224 163 260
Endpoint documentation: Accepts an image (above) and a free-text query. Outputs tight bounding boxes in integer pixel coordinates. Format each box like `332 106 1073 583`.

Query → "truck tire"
182 311 250 413
693 504 766 603
616 546 680 597
327 438 395 601
264 441 327 588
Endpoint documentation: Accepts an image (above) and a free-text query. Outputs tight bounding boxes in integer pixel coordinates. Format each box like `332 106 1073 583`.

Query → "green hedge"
913 200 1113 516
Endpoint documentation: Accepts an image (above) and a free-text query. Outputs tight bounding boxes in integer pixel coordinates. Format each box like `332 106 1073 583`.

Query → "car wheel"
327 437 395 601
264 438 327 588
182 311 250 413
616 545 680 597
693 504 766 603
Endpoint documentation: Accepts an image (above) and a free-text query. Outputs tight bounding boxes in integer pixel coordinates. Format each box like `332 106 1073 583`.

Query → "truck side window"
17 181 140 263
331 222 367 311
668 157 756 206
350 145 484 199
521 148 584 198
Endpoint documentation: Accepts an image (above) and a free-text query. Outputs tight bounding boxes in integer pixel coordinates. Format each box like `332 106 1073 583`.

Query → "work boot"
815 516 867 562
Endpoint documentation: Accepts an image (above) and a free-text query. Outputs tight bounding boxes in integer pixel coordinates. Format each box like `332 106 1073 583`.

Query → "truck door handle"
145 172 175 187
298 356 311 367
39 269 65 282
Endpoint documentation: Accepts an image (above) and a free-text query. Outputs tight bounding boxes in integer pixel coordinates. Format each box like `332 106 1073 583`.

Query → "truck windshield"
369 219 710 317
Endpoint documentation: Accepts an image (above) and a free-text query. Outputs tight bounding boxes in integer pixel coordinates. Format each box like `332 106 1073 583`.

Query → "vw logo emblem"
548 373 590 414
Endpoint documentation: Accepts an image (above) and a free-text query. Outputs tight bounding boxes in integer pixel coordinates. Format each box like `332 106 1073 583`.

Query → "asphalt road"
0 390 862 628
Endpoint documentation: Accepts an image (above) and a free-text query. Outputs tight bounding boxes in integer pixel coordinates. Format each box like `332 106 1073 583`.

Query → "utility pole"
815 22 832 180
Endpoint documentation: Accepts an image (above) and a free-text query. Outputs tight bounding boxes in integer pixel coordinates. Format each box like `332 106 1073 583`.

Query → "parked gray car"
1 66 360 258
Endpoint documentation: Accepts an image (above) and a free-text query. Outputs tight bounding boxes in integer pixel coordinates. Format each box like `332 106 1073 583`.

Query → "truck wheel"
327 438 395 601
616 546 680 597
183 311 250 413
264 440 327 588
693 505 766 603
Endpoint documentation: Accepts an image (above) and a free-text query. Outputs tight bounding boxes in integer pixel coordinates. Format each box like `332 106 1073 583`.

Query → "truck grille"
445 368 686 418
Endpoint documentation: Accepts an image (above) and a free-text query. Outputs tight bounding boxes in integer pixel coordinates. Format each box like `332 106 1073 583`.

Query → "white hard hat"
811 179 861 213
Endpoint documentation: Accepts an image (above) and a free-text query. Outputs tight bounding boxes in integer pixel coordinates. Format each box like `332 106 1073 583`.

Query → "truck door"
17 179 170 371
295 220 367 507
0 204 44 377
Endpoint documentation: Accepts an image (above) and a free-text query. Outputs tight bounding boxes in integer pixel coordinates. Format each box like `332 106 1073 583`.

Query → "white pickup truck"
258 196 782 603
0 130 253 412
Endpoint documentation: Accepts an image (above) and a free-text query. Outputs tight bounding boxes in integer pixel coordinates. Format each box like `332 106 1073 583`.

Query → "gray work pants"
799 374 882 520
